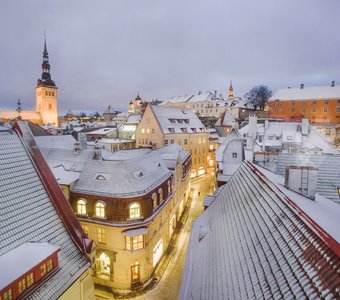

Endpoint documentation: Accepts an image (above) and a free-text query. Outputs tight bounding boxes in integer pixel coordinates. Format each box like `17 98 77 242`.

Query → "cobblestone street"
95 173 215 300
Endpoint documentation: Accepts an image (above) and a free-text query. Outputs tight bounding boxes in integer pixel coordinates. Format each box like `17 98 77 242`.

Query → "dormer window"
168 128 175 133
95 201 106 218
129 202 141 219
181 128 187 133
169 119 176 123
96 175 106 181
77 199 87 215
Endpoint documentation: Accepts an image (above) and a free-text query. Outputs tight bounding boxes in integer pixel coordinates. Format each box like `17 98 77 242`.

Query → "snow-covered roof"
106 148 152 160
98 138 133 144
187 92 215 103
125 114 141 124
104 105 115 114
34 135 77 149
71 152 172 197
0 128 91 299
180 161 340 299
156 143 190 170
214 110 236 127
151 105 206 134
161 95 193 104
239 120 338 154
85 127 115 135
270 85 340 101
0 243 60 290
277 152 340 203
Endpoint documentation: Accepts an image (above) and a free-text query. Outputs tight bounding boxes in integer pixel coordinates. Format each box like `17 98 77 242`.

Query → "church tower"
228 80 234 99
36 36 58 125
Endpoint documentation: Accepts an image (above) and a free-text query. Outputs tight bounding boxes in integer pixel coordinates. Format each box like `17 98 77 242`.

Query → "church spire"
228 80 234 99
37 33 56 87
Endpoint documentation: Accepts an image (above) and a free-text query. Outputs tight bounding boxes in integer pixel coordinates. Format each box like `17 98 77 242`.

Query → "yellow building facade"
136 105 209 177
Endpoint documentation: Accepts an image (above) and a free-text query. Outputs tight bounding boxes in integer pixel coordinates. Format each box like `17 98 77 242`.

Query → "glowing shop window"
126 235 144 251
40 263 47 277
26 273 34 288
18 278 26 294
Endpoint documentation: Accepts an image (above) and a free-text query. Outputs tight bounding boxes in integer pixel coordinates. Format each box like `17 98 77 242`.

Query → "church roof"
180 161 340 299
104 105 115 114
1 121 92 299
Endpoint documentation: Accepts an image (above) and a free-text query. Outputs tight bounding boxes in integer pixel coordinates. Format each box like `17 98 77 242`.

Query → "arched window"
129 202 141 219
158 188 163 203
152 193 158 209
95 201 106 218
77 199 87 215
95 175 106 181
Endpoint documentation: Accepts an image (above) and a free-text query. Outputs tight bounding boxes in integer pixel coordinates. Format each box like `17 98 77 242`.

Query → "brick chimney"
300 84 304 89
284 166 318 199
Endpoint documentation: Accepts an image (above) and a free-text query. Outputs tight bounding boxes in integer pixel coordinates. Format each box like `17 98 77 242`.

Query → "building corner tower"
36 36 58 125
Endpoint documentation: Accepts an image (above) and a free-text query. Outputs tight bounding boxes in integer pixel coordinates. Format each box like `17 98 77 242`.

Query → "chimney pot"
73 142 81 155
94 145 102 160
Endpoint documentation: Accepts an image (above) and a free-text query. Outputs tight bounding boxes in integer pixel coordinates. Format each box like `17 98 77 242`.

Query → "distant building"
128 94 144 114
0 37 59 125
0 121 94 300
181 160 340 299
269 82 340 123
214 109 238 137
136 104 209 177
103 105 117 122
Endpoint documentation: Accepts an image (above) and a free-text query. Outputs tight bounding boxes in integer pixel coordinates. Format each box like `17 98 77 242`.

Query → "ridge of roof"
12 120 93 258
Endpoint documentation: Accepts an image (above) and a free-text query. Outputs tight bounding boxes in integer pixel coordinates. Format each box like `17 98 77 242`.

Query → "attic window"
181 128 187 133
268 135 273 140
200 128 205 132
183 119 189 124
191 128 196 133
287 136 293 140
168 128 175 133
96 175 106 181
169 119 176 123
177 119 183 123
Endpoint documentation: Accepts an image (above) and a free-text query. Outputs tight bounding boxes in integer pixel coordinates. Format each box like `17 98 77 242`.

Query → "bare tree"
244 85 272 111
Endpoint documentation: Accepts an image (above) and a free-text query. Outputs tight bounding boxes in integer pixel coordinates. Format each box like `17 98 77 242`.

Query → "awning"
122 227 148 237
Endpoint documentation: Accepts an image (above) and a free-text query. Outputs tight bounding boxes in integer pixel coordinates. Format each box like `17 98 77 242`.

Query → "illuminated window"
97 228 107 244
47 259 53 272
126 235 144 251
26 273 34 288
3 289 12 300
40 263 47 277
141 128 145 133
95 201 106 218
152 193 158 209
77 199 87 215
129 202 141 219
168 180 171 194
18 278 26 294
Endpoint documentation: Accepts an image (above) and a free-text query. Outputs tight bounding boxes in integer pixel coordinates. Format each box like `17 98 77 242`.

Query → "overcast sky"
0 0 339 114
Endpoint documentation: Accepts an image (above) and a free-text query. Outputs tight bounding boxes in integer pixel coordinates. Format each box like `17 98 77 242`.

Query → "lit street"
95 172 216 300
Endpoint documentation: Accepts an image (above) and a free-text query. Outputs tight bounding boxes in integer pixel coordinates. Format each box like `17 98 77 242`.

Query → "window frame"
129 202 142 219
95 201 106 218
